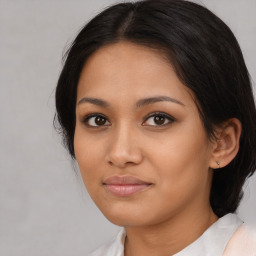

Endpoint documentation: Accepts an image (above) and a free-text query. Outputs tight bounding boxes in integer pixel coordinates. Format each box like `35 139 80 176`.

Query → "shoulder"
88 229 126 256
223 223 256 256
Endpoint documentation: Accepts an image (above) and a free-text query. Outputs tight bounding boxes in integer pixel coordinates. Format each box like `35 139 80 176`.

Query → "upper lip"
103 176 152 185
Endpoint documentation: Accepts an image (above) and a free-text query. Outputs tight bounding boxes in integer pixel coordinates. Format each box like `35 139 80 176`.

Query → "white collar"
173 213 243 256
89 214 243 256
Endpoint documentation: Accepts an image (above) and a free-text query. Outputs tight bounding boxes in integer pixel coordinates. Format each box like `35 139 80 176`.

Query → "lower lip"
104 184 151 197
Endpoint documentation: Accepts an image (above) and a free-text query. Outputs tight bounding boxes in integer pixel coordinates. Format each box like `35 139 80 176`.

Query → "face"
74 41 215 227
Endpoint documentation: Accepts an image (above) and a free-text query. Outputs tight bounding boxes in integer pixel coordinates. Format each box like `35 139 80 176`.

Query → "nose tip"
106 153 142 168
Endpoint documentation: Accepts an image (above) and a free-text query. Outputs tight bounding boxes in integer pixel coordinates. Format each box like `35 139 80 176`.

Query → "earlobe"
209 118 242 169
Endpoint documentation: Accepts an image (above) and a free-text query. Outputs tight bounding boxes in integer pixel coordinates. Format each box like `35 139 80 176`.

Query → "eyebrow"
77 97 110 107
77 96 185 108
136 96 185 108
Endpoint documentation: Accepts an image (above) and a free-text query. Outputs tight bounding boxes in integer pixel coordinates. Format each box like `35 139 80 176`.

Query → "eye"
83 114 110 127
143 112 174 126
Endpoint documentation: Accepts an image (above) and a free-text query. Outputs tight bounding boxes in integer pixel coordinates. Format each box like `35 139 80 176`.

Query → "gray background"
0 0 255 255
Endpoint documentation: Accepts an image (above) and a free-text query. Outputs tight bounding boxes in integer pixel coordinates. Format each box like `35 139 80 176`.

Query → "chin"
99 205 150 227
106 215 149 227
101 206 169 228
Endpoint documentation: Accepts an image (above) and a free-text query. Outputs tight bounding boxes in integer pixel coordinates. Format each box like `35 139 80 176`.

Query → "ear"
209 118 242 169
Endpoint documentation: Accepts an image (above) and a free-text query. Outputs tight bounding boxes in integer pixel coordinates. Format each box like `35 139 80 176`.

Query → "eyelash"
82 113 110 128
82 112 175 128
143 112 175 127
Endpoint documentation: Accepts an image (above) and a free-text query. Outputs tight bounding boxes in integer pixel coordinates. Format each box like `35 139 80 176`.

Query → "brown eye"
154 115 166 125
84 114 110 127
95 116 107 126
143 112 174 126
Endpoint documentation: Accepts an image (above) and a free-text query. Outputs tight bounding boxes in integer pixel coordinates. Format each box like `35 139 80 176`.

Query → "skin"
74 41 219 255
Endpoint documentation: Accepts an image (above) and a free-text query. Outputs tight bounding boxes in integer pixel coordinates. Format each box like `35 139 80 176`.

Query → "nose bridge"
106 121 142 167
114 121 131 146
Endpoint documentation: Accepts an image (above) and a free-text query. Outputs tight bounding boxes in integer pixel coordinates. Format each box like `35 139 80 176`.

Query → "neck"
124 205 218 256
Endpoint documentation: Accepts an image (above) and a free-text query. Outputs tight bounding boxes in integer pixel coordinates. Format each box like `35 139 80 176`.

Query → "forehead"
77 41 194 106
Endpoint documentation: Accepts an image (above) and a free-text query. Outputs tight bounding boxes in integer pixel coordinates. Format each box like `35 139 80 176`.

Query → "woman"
55 0 256 255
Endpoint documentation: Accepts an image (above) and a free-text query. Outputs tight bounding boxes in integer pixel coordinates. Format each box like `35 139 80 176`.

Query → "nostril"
108 161 114 166
105 144 143 167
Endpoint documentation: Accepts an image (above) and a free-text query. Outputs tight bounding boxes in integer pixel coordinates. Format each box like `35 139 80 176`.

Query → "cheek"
74 129 102 184
152 127 212 194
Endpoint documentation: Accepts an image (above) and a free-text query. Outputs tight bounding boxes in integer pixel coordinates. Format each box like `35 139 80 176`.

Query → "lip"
103 176 152 197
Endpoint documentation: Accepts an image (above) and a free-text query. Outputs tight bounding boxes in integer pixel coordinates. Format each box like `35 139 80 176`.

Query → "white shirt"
89 214 255 256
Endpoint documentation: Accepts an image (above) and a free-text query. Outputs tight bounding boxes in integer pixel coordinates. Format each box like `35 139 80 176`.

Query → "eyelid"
82 113 111 127
142 112 175 126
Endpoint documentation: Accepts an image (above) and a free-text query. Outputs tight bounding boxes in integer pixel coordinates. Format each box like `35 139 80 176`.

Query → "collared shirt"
89 214 254 256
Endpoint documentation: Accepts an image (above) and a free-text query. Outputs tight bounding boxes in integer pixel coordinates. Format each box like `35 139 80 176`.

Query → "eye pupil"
154 115 165 125
95 116 106 125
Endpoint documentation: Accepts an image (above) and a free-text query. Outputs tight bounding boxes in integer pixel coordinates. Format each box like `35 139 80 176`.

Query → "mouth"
103 176 153 197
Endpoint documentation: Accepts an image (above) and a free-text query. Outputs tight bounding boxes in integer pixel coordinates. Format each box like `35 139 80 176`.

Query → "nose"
105 124 143 168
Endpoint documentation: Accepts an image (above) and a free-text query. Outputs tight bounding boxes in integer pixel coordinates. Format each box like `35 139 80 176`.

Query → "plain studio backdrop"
0 0 255 255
